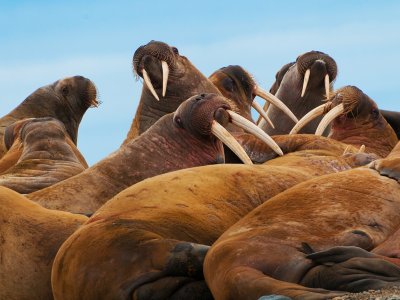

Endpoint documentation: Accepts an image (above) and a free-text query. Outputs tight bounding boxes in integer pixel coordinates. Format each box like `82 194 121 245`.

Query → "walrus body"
259 51 337 135
0 118 87 194
381 109 400 139
0 187 87 300
0 76 97 158
124 41 220 141
50 135 373 300
28 94 255 213
204 145 400 300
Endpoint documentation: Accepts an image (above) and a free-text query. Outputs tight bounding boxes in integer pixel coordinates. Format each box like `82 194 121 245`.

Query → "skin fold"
124 41 220 142
0 118 87 194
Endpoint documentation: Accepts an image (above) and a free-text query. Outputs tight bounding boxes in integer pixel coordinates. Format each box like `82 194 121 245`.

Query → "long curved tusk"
301 69 311 97
252 101 275 129
211 120 253 165
324 74 330 100
161 61 169 97
227 110 283 156
142 69 160 101
289 103 328 134
358 144 365 153
257 102 271 128
254 86 298 123
315 103 345 136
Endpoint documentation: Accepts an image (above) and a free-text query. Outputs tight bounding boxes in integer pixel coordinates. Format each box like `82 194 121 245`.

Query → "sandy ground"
333 287 400 300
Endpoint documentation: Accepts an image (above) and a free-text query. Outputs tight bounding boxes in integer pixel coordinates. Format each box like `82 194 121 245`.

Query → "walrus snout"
296 51 337 80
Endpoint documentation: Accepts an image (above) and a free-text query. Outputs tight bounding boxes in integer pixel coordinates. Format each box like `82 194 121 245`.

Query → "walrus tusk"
142 69 160 101
257 102 270 128
252 101 275 129
211 121 253 165
301 69 311 97
227 110 283 156
358 145 365 153
289 103 328 134
315 103 345 136
161 61 169 97
254 86 298 124
342 145 351 155
324 74 330 100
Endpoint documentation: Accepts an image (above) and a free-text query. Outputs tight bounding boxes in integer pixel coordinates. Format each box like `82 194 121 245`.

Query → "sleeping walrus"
0 117 87 194
203 143 400 300
0 75 98 158
28 93 281 213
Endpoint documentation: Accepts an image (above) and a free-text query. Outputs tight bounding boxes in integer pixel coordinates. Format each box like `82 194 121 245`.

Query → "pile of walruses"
1 41 400 300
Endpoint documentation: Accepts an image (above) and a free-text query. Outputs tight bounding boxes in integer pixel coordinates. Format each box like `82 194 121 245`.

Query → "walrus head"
259 51 337 135
269 62 295 95
305 86 398 157
127 41 220 139
209 65 297 130
168 93 283 164
9 76 98 145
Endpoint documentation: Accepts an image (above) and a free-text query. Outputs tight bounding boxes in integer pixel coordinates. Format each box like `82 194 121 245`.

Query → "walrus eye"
174 116 184 128
61 86 69 96
371 108 379 119
171 47 179 55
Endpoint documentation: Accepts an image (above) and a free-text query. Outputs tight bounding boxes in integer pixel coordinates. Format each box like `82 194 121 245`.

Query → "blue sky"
1 1 399 165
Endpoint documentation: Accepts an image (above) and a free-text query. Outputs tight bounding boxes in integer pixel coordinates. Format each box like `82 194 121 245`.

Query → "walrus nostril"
201 94 206 97
195 97 202 101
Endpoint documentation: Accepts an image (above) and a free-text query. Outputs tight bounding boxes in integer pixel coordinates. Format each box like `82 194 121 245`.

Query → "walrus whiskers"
161 60 169 97
142 68 160 101
301 68 310 97
227 110 283 156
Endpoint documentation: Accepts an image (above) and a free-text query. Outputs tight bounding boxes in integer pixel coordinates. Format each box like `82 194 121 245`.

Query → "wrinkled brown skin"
0 186 87 300
260 51 337 135
0 76 97 158
124 41 220 142
28 94 233 214
51 149 363 300
204 151 400 299
236 86 398 164
0 118 87 194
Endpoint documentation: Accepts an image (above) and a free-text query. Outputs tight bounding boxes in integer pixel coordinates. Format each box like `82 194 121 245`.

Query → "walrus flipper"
131 241 212 300
303 246 400 292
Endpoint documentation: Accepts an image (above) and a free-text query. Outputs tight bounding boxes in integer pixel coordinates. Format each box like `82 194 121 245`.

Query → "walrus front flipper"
303 246 400 292
369 141 400 182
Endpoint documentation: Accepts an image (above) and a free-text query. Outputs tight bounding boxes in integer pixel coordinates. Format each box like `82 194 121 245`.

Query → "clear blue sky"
1 1 399 165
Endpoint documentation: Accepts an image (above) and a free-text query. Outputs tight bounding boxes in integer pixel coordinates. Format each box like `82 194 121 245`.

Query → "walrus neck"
19 140 82 163
330 122 398 158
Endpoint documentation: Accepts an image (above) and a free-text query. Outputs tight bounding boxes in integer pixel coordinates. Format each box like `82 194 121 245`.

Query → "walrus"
28 93 281 213
0 117 88 194
203 143 400 300
381 109 400 139
0 75 98 158
124 41 221 142
258 51 337 135
0 186 87 300
233 85 398 163
51 146 368 300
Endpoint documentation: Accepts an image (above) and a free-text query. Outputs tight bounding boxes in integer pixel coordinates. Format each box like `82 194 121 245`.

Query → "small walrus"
0 117 88 194
124 41 221 142
203 142 400 300
0 75 98 158
28 93 282 214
